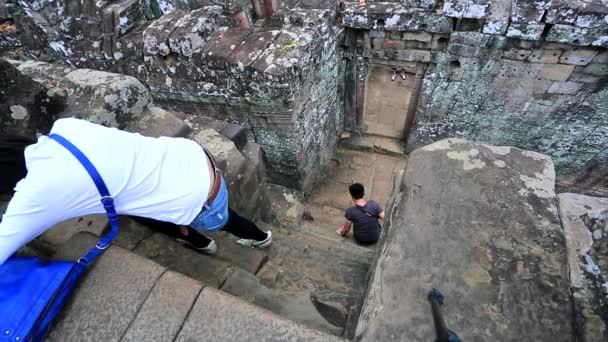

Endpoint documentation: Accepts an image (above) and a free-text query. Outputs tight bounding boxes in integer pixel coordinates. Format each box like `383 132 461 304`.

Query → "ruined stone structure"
1 0 608 341
2 0 607 192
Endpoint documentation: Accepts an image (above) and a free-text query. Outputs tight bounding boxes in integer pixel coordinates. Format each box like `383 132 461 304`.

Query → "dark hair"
349 183 365 199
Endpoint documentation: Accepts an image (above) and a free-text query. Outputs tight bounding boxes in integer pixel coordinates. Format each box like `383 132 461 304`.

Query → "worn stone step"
207 230 269 274
122 271 203 342
221 267 343 335
175 286 345 341
338 133 406 157
132 233 232 288
48 232 166 341
259 223 371 295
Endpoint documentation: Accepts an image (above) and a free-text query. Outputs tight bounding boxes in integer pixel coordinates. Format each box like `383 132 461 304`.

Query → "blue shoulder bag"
0 133 120 341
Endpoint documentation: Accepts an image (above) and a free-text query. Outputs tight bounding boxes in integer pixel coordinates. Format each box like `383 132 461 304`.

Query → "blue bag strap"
49 133 119 265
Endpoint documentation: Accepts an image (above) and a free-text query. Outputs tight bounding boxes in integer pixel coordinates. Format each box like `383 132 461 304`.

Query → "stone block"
546 24 592 46
483 19 509 35
382 38 405 50
355 139 572 341
143 10 186 56
501 48 532 61
593 51 608 63
510 5 544 23
442 0 489 19
559 49 599 65
582 62 608 75
49 235 166 340
575 13 608 29
402 31 432 43
108 0 146 37
557 193 608 342
569 72 602 84
311 290 353 328
431 33 449 51
537 64 575 81
175 286 342 341
393 49 431 62
59 68 151 128
545 7 579 24
371 37 384 49
194 129 247 180
220 123 248 150
122 271 203 342
168 7 222 57
110 216 155 250
454 18 484 32
526 49 562 63
506 22 545 40
387 31 401 40
548 81 583 94
126 105 191 138
265 183 304 229
369 30 385 38
133 233 232 287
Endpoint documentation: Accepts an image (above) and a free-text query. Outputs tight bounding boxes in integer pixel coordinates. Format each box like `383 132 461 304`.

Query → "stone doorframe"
348 59 428 142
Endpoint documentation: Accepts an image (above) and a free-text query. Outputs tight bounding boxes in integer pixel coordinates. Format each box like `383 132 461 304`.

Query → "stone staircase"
4 118 407 339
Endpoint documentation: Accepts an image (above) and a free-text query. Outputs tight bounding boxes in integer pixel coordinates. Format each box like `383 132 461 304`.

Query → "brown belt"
204 149 222 207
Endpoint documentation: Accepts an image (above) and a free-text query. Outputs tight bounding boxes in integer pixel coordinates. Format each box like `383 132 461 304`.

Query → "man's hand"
337 220 352 236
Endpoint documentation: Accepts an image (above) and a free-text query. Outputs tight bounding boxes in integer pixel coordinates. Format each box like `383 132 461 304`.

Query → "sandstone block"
194 128 247 180
537 64 575 81
545 7 578 24
582 62 608 76
482 19 509 35
575 13 608 29
431 33 450 51
176 286 343 340
501 48 532 61
371 37 384 49
548 81 583 94
40 214 109 247
442 0 489 19
122 271 203 341
546 24 592 45
355 139 572 341
126 105 191 138
506 22 545 40
569 72 602 83
510 5 544 23
369 30 385 38
526 49 562 63
593 51 608 63
393 49 431 62
49 234 166 340
559 49 599 65
402 31 433 43
382 38 405 50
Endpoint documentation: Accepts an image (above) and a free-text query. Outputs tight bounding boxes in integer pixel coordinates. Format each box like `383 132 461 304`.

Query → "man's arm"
336 220 352 236
378 210 386 223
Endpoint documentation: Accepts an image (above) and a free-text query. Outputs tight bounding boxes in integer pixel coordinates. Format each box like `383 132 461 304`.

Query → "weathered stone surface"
265 183 305 229
355 139 572 341
122 271 203 342
559 49 599 65
125 105 191 138
220 267 343 335
311 290 353 328
537 63 575 81
207 231 269 274
0 59 63 136
40 214 108 247
557 193 608 342
547 80 583 94
49 233 166 340
59 68 151 127
175 286 343 341
133 233 231 287
194 128 247 184
110 216 155 250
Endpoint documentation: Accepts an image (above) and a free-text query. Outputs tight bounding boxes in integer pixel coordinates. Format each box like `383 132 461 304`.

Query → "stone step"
132 233 233 288
338 133 406 157
221 267 344 335
175 286 345 341
259 222 372 295
49 232 167 341
48 232 344 341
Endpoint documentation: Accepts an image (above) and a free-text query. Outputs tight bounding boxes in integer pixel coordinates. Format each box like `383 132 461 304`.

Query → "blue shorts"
189 175 229 232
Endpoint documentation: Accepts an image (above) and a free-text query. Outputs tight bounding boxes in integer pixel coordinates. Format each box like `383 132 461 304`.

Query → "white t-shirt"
0 118 210 264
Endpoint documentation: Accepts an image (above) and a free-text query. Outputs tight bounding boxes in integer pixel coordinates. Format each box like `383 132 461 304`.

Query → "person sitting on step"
336 183 385 245
0 118 271 265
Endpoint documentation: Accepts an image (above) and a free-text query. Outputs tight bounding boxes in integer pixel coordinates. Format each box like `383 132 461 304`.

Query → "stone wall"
0 0 345 192
341 0 608 182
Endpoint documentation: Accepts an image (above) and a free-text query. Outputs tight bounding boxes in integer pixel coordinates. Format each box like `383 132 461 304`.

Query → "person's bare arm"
336 220 352 236
378 210 386 223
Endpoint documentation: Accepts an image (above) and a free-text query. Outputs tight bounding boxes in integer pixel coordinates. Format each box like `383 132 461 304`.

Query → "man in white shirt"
0 118 272 265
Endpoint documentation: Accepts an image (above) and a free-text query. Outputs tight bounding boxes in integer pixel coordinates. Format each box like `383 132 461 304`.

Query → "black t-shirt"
345 201 382 243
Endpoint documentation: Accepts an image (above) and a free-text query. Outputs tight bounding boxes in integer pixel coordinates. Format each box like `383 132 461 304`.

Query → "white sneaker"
176 238 218 255
391 72 397 81
236 231 272 249
400 71 407 80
